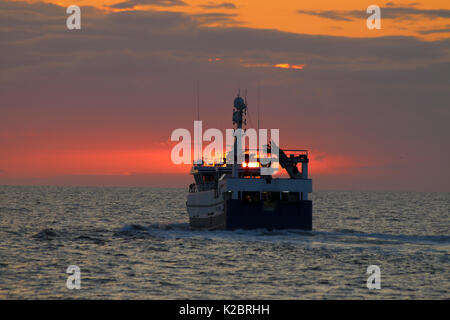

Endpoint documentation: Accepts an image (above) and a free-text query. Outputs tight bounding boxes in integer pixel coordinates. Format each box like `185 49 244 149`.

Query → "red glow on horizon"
0 144 379 180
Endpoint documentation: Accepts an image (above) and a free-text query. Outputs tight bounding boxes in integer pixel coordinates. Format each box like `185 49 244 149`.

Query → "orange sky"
1 0 449 190
22 0 450 40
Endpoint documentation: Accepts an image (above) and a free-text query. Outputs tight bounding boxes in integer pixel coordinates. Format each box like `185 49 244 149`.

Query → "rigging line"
197 81 200 162
246 97 255 129
196 80 200 121
193 81 196 121
193 80 201 163
257 80 260 132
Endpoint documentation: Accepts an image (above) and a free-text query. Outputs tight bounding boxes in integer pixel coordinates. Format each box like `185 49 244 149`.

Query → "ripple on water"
0 186 448 299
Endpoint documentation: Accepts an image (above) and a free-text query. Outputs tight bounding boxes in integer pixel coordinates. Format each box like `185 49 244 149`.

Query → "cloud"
1 1 449 191
199 2 236 9
1 0 448 88
298 6 450 22
1 1 448 86
297 10 354 22
418 26 450 35
109 0 187 10
241 62 305 70
190 12 239 25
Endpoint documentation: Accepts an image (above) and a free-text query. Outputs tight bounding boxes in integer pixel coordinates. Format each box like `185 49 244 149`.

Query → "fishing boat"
186 93 312 230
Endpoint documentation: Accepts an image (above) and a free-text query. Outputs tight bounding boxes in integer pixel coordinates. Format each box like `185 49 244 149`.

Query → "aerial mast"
232 92 247 177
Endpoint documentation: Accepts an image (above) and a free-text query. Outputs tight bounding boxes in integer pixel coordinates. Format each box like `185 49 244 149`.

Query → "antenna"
196 80 200 121
244 88 247 127
257 81 260 132
193 80 201 165
193 81 198 121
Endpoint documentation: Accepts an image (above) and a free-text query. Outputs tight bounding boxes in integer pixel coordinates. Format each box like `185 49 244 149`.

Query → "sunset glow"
1 0 449 191
20 0 450 40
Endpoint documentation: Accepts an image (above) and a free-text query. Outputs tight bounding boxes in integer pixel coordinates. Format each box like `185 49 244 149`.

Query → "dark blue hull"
225 199 312 230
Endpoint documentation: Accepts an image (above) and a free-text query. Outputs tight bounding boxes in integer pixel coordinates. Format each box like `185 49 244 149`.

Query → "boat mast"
257 81 260 133
232 91 247 177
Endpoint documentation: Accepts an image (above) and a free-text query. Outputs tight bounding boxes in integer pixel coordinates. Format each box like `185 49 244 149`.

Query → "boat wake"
328 229 450 245
33 223 449 248
114 223 449 248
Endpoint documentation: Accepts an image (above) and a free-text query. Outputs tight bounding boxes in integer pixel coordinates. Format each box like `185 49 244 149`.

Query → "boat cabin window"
262 192 279 211
202 174 215 183
281 192 300 202
222 191 232 201
262 192 280 202
242 191 260 203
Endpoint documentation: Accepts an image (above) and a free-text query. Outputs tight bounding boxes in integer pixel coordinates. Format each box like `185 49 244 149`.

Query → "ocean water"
0 186 448 299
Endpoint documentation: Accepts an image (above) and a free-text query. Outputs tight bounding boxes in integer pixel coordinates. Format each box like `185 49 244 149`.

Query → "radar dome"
233 96 246 110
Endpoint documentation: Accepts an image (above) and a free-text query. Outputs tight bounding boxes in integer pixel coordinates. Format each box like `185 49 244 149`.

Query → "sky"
0 0 449 191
